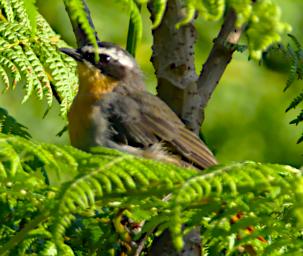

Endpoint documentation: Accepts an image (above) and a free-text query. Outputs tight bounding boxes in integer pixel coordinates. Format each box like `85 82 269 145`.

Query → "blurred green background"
0 0 303 167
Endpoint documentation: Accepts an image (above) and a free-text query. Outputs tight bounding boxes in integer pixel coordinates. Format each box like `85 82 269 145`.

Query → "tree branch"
197 9 242 123
148 228 201 256
149 3 243 132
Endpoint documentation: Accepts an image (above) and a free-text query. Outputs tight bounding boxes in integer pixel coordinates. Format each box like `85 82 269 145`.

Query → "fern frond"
0 65 9 89
0 0 14 22
0 107 31 139
63 0 98 50
290 110 303 126
1 134 303 254
126 2 142 56
23 0 38 33
286 92 303 112
51 150 197 245
227 0 252 27
168 162 301 251
284 43 298 91
288 33 301 50
120 0 143 55
10 0 30 26
151 0 167 28
16 229 51 255
0 0 78 115
246 0 291 59
281 35 303 143
176 0 225 28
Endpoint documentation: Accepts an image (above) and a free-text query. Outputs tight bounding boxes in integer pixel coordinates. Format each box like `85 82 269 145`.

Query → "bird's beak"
59 48 82 62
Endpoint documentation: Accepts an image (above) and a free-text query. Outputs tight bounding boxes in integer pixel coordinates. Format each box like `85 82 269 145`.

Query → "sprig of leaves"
0 0 78 115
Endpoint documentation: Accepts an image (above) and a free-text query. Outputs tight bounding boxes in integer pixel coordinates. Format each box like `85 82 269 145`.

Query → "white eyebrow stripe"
81 46 135 68
98 48 135 68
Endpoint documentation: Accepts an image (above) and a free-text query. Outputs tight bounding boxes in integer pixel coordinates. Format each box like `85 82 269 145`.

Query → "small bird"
60 42 217 169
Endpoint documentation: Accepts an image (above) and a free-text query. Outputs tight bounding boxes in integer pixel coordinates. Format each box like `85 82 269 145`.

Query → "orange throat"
77 62 118 101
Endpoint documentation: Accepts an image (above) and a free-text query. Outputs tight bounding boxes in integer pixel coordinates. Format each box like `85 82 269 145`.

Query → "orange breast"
68 96 94 150
68 63 118 150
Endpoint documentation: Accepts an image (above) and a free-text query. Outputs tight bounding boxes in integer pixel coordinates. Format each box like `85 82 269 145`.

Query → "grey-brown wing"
107 90 217 169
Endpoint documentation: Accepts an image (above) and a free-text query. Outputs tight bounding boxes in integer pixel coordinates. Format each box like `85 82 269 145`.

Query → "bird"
60 42 217 169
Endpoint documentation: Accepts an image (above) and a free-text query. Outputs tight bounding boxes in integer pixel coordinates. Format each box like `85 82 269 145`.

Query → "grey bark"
149 0 201 133
148 1 243 255
149 229 201 256
149 1 242 132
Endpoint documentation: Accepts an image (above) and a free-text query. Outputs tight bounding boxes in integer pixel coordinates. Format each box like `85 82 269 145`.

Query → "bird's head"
60 42 142 83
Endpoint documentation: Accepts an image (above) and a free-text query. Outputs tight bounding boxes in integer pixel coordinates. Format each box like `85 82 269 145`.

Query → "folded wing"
107 90 217 169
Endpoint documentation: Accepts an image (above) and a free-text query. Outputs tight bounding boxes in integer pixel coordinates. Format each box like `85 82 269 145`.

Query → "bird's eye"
83 52 95 63
99 54 111 63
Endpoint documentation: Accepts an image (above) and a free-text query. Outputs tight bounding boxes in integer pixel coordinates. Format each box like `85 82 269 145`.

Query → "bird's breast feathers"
77 62 118 100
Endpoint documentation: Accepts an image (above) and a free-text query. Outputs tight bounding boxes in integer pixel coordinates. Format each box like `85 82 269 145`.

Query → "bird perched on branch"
60 42 217 169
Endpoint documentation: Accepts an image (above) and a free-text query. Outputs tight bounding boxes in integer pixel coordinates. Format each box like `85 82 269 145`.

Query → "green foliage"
0 133 302 255
177 0 225 28
0 0 301 255
126 1 142 56
64 0 145 56
279 35 303 143
0 0 291 116
282 35 303 93
34 0 290 68
245 0 291 59
0 0 78 115
23 0 38 33
227 0 252 26
150 0 168 28
0 107 30 138
175 0 291 59
63 0 98 50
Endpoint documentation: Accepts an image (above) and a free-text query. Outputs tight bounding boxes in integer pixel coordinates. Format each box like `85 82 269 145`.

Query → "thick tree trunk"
149 0 201 133
149 1 242 131
149 229 201 256
148 1 243 255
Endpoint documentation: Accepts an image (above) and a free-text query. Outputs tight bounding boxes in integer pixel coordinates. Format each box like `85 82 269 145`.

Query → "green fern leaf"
0 0 14 22
120 0 142 55
290 109 303 126
23 0 38 33
0 107 31 139
286 92 303 112
151 0 167 28
1 134 303 254
63 0 98 49
168 162 300 250
0 1 78 115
